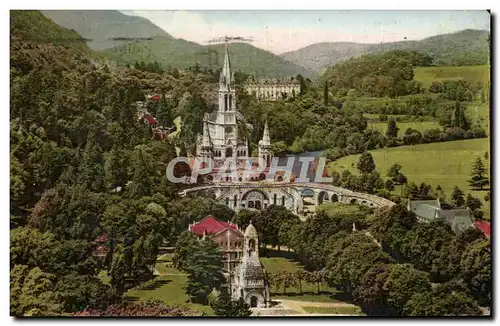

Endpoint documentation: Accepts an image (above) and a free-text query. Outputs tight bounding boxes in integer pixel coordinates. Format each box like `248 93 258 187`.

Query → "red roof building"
188 215 239 237
474 220 490 238
143 113 158 125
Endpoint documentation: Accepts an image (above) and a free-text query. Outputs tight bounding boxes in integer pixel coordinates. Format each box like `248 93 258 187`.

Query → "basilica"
196 43 273 181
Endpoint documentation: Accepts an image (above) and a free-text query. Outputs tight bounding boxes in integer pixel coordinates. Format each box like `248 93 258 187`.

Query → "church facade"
196 43 273 182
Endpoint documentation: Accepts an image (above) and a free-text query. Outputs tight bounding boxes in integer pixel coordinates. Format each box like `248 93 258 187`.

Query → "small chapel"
188 216 269 308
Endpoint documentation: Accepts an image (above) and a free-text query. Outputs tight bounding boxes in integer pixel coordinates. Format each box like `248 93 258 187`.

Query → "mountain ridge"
281 29 490 74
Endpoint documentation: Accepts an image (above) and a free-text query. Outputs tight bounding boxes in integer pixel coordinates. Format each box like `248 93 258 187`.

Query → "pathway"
252 298 362 316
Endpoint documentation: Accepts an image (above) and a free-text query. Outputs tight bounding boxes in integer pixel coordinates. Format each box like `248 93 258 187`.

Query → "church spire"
220 42 232 88
261 120 271 146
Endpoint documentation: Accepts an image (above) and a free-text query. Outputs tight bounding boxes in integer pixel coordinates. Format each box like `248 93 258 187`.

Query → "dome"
244 222 258 238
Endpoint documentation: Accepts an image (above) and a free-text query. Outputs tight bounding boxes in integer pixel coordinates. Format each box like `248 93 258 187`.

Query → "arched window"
273 194 277 205
226 197 229 206
224 94 228 111
281 196 285 206
229 94 232 110
234 194 237 207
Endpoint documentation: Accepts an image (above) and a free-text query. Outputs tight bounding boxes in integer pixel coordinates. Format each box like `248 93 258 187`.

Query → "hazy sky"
121 10 490 54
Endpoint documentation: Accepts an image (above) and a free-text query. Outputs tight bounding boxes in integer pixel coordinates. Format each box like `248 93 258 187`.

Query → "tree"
357 151 376 174
212 288 252 317
468 156 489 190
460 239 491 305
386 119 399 139
385 179 395 193
128 148 152 198
383 264 432 315
172 230 199 271
451 186 466 208
184 237 225 304
323 80 329 106
403 282 481 316
465 194 482 211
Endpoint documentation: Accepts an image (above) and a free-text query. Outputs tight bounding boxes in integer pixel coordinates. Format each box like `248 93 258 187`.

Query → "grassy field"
328 138 490 219
414 65 490 89
368 121 441 138
261 250 337 298
125 273 214 315
303 306 364 315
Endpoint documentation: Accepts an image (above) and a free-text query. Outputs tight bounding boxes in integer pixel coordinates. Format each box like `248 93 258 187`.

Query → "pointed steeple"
220 42 232 88
261 120 271 146
201 118 211 148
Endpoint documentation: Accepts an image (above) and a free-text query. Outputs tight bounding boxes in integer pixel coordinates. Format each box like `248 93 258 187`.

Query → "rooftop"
189 215 239 237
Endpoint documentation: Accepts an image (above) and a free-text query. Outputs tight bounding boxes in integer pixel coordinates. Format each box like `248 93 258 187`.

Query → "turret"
258 120 273 167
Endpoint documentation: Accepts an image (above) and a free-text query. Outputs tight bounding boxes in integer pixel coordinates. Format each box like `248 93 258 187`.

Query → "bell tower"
258 120 273 167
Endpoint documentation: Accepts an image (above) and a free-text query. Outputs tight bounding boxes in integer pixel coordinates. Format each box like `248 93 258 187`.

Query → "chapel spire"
261 120 271 146
220 42 232 88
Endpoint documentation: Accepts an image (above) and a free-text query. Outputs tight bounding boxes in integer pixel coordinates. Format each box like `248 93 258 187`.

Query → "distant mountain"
41 10 172 51
42 10 312 77
10 10 90 53
102 38 312 77
281 29 490 74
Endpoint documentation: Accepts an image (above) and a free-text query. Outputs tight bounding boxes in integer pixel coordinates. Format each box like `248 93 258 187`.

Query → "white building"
231 222 269 308
196 43 273 182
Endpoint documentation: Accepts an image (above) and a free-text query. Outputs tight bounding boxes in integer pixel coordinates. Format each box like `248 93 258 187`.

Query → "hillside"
282 29 490 75
10 10 90 52
41 10 312 77
41 10 172 51
102 38 312 77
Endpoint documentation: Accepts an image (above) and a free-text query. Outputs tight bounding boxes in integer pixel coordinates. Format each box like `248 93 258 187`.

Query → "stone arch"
370 202 375 207
250 296 258 308
245 291 264 308
242 190 269 211
225 147 233 158
361 200 367 206
301 189 315 197
350 198 357 204
317 191 329 205
331 194 339 202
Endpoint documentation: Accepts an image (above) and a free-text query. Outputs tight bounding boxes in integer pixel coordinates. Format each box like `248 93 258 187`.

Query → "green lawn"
261 250 337 297
125 274 214 316
414 65 490 89
303 306 364 315
328 138 490 219
368 121 442 138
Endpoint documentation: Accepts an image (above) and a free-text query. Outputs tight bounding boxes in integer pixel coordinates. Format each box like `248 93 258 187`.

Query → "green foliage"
468 156 489 190
357 152 376 174
212 288 252 317
172 230 199 271
404 282 481 316
460 239 491 305
324 51 426 98
184 238 225 304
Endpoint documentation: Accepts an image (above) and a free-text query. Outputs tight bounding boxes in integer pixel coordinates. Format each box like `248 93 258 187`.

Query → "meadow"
414 65 490 89
328 138 490 219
